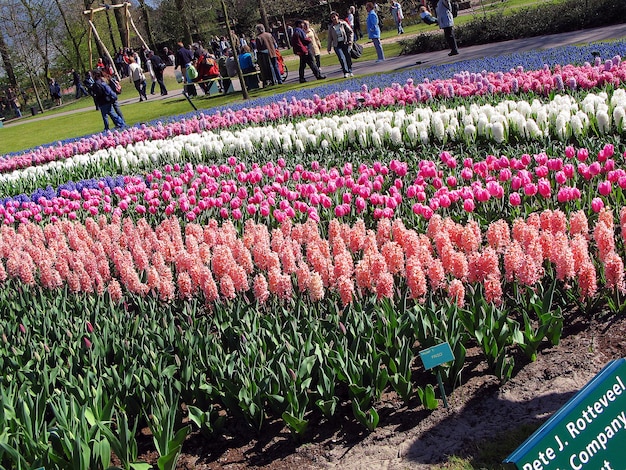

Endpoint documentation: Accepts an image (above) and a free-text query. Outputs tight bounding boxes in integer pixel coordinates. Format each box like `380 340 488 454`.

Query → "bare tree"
0 29 18 88
53 0 88 71
137 0 157 50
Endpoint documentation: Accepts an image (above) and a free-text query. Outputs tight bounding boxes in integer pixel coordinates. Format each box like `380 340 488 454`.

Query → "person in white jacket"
390 0 404 34
128 56 148 101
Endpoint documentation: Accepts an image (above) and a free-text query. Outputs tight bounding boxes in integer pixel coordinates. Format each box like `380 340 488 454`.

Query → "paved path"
4 23 625 128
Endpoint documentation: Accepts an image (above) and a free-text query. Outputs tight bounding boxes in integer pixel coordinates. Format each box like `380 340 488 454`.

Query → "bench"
458 1 471 10
182 71 263 110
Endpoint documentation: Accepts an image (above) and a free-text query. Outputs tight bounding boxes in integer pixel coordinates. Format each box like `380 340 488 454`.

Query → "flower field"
2 41 626 469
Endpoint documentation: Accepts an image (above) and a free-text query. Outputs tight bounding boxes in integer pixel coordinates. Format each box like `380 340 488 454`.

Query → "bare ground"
134 310 626 469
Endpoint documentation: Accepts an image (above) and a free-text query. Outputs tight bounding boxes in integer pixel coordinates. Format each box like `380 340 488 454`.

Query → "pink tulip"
589 162 602 176
537 179 551 198
591 197 604 213
524 183 537 197
598 180 612 196
463 199 475 212
509 193 521 206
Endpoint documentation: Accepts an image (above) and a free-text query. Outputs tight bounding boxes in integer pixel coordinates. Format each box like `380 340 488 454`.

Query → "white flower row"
2 90 626 189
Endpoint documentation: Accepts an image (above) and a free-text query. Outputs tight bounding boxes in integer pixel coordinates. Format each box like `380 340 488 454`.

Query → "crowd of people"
1 1 461 129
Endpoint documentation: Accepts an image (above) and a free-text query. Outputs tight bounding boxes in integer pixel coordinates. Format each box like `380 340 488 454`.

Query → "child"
419 5 438 25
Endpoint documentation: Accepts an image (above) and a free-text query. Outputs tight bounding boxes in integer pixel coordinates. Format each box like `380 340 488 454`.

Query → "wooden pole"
87 19 121 81
88 11 94 69
127 7 150 50
83 3 128 15
220 0 249 100
124 3 131 49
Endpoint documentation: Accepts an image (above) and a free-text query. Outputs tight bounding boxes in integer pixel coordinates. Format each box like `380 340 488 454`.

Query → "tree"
111 0 130 48
0 29 18 88
137 0 157 50
52 0 88 71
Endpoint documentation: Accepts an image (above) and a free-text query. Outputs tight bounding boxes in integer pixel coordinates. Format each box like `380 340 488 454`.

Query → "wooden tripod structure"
83 2 150 80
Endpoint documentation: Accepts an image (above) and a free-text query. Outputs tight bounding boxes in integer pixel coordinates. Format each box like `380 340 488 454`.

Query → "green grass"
0 0 585 156
430 423 540 469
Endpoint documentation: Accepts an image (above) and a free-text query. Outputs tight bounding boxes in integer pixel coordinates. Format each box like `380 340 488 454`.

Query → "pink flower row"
0 208 624 308
1 56 623 174
3 143 626 226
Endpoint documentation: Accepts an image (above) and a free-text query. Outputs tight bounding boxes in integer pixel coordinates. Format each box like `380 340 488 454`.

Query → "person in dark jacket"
147 50 168 96
175 42 197 96
71 69 89 98
91 70 126 131
292 20 326 83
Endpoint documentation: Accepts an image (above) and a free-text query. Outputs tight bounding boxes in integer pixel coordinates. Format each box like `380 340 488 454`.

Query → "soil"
136 310 626 469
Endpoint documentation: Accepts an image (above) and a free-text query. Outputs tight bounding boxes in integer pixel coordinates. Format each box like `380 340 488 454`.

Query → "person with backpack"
195 52 221 94
91 70 126 131
147 50 168 96
436 0 459 56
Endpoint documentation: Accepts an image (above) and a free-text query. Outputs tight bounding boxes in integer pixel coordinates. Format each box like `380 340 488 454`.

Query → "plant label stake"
419 342 455 408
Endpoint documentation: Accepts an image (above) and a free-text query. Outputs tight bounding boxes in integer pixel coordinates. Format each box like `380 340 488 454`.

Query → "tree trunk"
137 0 156 50
111 0 129 48
105 7 119 52
259 0 270 33
19 0 50 79
0 31 17 88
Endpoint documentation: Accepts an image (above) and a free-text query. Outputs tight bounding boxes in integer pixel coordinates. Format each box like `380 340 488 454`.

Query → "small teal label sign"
419 342 454 370
504 358 626 470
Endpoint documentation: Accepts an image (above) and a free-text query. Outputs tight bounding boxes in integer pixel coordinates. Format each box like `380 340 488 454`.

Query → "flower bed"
1 42 626 470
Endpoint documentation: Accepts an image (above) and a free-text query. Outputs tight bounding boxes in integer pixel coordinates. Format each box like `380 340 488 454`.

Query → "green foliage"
400 0 626 54
459 290 520 382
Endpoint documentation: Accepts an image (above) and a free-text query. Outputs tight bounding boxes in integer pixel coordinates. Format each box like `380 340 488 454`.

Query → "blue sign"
419 342 454 370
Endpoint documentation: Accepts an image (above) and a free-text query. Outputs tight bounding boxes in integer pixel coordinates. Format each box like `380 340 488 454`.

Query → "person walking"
175 42 197 96
366 2 385 62
255 24 282 86
6 88 21 118
147 50 168 96
146 54 157 95
91 69 126 131
71 69 89 99
327 11 354 78
292 20 325 83
353 6 363 40
390 0 405 34
303 20 323 70
128 56 148 101
436 0 459 56
49 78 62 106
